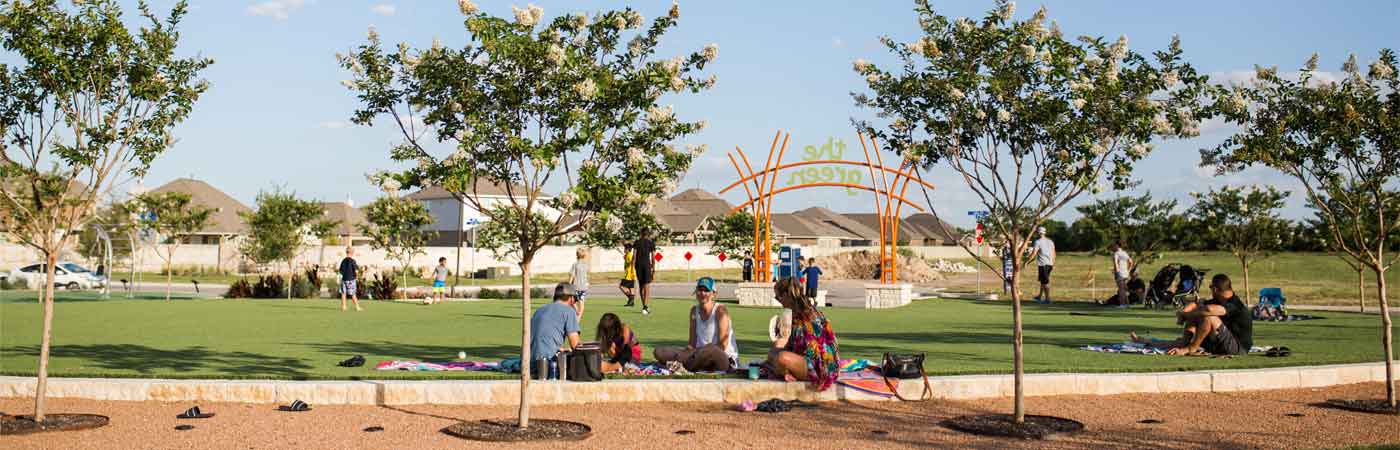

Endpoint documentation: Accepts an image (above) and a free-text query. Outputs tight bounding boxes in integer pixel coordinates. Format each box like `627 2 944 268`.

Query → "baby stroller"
1146 263 1209 309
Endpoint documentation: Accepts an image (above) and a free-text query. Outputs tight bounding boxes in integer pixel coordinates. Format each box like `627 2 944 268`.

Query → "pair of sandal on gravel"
176 399 311 419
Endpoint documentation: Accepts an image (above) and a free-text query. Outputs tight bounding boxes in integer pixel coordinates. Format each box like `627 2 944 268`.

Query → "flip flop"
278 400 312 412
176 406 215 419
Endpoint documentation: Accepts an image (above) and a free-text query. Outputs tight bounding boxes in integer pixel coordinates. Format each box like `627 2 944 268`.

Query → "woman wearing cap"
653 277 739 372
766 277 839 390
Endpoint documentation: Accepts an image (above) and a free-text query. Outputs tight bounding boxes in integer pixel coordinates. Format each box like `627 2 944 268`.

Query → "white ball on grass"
458 351 466 360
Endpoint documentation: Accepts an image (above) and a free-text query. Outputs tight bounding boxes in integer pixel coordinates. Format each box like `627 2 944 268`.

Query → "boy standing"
802 258 823 306
339 247 363 312
633 230 656 316
568 247 590 319
619 243 637 307
432 257 449 305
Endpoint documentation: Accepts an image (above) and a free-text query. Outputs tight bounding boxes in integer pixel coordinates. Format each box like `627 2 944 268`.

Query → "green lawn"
951 251 1400 307
0 289 1393 380
125 268 744 289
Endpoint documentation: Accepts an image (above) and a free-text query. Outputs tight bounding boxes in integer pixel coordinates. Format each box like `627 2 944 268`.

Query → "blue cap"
695 276 715 292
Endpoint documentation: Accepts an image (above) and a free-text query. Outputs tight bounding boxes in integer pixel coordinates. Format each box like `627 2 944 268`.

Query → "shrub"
224 278 255 298
289 275 315 299
304 268 322 294
367 272 397 300
252 275 285 299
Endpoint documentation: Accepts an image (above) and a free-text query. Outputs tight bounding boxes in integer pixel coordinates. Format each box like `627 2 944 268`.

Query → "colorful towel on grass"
374 360 501 371
838 359 878 373
835 370 897 398
1079 342 1274 355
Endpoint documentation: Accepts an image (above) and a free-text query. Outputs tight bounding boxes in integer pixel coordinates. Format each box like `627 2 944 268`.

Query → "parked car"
6 261 107 290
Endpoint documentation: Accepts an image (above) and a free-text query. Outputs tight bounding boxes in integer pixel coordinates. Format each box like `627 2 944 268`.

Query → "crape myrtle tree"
0 0 210 422
1304 186 1400 312
1203 50 1399 409
578 200 669 249
339 1 715 427
1075 192 1182 270
1190 185 1290 301
703 211 777 260
123 192 213 301
854 0 1208 422
358 191 432 297
239 189 333 299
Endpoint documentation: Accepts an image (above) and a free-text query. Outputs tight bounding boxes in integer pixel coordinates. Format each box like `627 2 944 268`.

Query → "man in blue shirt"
802 258 823 305
528 283 581 379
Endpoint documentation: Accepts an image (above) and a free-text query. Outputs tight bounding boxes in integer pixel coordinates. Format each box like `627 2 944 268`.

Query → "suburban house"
656 189 736 244
769 213 860 247
841 213 961 246
318 201 371 247
147 178 252 245
793 207 878 246
406 180 559 247
650 198 707 244
903 213 963 246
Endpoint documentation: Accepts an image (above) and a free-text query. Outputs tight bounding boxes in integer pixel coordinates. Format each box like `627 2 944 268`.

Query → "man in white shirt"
1029 227 1056 304
1112 240 1134 306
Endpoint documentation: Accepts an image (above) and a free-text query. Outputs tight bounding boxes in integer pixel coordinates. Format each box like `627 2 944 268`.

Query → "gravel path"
3 382 1397 449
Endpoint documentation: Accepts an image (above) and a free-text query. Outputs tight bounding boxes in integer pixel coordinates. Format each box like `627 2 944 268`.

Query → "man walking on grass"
1029 227 1055 304
339 247 363 312
633 228 656 316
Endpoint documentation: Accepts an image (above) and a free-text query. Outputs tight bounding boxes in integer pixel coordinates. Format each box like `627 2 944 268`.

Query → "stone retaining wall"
2 362 1394 406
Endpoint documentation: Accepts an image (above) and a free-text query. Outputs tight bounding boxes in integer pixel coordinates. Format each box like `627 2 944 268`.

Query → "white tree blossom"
575 78 597 100
458 0 478 16
702 43 719 62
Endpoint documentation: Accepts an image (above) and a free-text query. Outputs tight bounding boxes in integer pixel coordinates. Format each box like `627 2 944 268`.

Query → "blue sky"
113 0 1400 227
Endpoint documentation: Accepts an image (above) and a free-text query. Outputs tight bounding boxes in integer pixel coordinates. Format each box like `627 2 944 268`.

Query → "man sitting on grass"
527 283 581 379
1130 274 1253 356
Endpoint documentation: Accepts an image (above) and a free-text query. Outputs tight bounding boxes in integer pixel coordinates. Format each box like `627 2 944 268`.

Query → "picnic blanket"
835 370 898 398
838 358 878 373
374 360 500 371
1079 342 1274 355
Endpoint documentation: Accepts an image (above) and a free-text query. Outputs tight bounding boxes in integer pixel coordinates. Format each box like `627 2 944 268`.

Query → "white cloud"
247 0 311 21
1211 69 1344 87
371 4 396 16
318 121 351 130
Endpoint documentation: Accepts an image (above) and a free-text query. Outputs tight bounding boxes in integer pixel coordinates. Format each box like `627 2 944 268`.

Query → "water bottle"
548 357 559 380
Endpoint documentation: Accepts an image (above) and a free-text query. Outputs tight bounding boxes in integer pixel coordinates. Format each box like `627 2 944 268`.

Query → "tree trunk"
1241 256 1250 303
165 247 174 301
34 251 57 423
1011 261 1025 423
287 261 294 300
1375 266 1395 412
1359 268 1366 313
518 257 534 428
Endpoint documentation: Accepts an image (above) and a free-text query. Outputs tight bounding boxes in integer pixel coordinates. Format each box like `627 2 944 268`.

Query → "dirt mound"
816 251 948 283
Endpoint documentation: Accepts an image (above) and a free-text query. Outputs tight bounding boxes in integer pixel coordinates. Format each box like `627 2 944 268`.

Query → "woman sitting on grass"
766 277 840 391
595 312 641 373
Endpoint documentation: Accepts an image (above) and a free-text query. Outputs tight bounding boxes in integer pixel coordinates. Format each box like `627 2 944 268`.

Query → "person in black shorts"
1129 274 1253 356
632 229 656 316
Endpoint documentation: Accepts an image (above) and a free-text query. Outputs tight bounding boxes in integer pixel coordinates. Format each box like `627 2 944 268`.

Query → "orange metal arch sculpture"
726 130 932 284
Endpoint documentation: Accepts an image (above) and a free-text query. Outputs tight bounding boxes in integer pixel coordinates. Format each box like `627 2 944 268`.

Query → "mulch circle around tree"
1315 399 1400 415
871 429 891 436
674 430 695 435
442 419 591 442
174 424 195 431
363 426 384 432
1137 419 1165 424
942 414 1085 440
0 414 110 435
1284 412 1306 417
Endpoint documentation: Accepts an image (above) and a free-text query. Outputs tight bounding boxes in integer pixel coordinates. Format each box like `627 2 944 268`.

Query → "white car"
6 262 107 290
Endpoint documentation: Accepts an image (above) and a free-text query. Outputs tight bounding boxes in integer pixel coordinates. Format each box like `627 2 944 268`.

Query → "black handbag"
881 353 933 402
565 348 604 382
881 353 924 379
